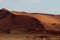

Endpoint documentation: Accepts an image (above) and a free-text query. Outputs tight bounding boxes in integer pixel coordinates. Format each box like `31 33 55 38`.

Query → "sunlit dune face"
34 14 59 23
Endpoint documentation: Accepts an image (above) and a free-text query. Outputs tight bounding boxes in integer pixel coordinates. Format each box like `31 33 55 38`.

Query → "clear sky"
0 0 60 14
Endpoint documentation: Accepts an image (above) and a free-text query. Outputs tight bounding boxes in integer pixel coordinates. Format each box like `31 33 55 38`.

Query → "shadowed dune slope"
0 8 45 34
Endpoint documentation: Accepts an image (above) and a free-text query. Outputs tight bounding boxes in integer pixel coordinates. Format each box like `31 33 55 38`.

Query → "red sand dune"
0 8 60 34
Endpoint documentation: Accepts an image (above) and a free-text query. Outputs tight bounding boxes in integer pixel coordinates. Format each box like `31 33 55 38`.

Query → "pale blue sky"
0 0 60 14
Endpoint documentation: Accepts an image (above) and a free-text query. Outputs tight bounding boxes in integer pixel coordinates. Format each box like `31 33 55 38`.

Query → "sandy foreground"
0 34 60 40
0 34 43 40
